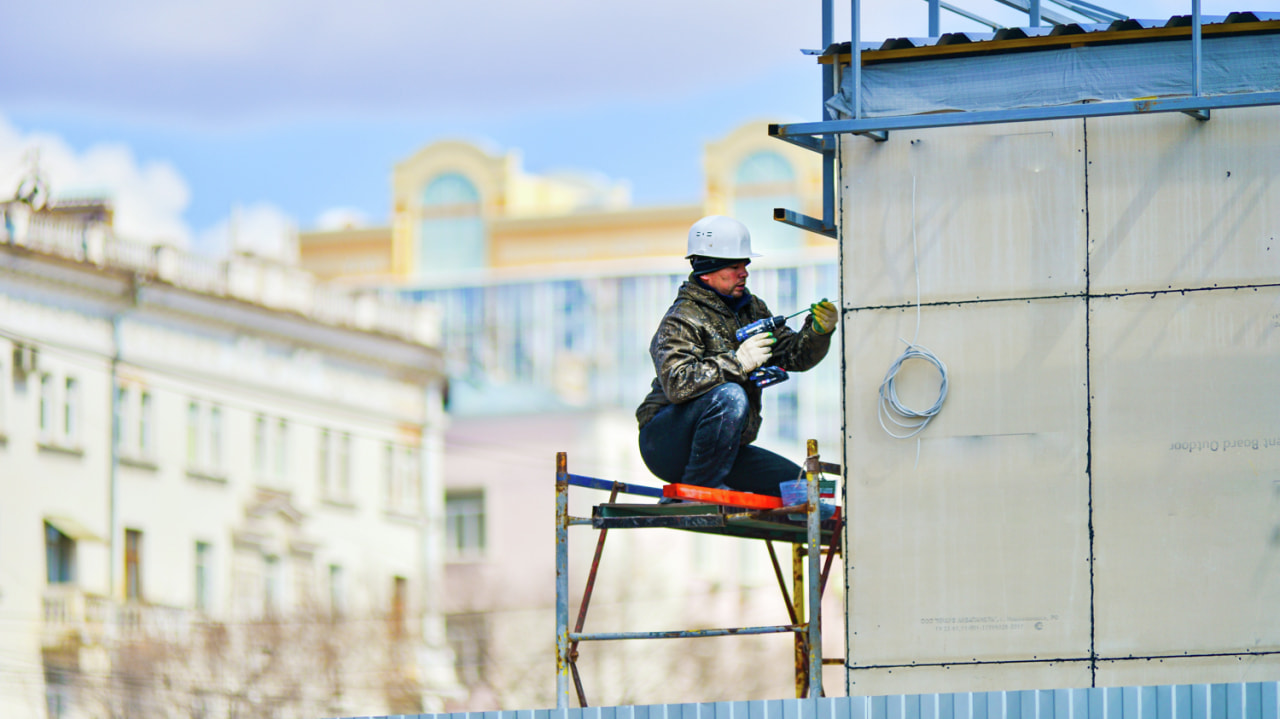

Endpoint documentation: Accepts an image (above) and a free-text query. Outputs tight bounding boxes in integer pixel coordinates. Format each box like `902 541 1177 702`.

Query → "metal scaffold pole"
555 452 571 711
806 438 824 698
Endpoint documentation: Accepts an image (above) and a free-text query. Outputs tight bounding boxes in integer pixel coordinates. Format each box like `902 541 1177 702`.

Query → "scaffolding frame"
771 0 1280 238
554 440 843 709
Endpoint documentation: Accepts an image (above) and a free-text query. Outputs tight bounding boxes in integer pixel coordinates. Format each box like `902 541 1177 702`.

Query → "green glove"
811 299 838 334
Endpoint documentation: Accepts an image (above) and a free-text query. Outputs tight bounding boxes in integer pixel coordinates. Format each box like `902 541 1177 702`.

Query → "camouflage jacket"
635 275 832 445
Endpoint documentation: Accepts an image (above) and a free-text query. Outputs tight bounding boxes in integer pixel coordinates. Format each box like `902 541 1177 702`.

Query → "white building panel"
1087 106 1280 294
844 299 1090 668
1091 287 1280 657
841 120 1085 307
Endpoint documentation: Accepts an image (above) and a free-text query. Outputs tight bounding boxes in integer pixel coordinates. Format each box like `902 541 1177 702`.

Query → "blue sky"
0 0 1238 256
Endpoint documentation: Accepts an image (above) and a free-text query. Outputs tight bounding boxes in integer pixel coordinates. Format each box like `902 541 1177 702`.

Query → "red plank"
661 483 783 509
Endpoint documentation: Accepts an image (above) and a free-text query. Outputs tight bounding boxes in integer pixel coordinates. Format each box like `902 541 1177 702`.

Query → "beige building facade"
0 199 459 718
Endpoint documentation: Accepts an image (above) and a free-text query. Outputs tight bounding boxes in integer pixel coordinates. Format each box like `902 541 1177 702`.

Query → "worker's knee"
704 382 749 421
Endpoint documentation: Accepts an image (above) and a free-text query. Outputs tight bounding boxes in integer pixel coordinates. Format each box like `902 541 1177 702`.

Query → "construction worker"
635 215 839 496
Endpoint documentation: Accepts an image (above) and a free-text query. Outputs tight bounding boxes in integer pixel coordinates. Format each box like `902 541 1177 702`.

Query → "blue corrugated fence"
342 682 1280 719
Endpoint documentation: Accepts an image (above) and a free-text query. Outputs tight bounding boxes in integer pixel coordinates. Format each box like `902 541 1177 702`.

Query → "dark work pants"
638 383 800 497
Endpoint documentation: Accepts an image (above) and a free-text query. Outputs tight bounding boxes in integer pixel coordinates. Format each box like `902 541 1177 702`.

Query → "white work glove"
734 332 775 374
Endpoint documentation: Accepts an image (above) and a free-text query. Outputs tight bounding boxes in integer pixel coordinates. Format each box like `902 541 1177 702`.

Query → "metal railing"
770 1 1280 236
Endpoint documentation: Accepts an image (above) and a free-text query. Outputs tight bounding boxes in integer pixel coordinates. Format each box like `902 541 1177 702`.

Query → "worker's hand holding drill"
735 332 775 373
731 299 833 387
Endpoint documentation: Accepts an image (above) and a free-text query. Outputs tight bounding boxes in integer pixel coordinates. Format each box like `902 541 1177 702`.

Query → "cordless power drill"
735 302 826 388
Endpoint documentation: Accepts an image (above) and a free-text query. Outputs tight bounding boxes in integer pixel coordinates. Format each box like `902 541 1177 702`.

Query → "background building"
0 195 459 718
299 120 846 708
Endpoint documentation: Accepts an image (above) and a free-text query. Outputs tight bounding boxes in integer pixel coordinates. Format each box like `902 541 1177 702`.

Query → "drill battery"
748 366 789 388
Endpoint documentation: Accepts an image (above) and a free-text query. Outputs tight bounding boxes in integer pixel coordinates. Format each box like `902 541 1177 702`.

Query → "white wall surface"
839 106 1280 696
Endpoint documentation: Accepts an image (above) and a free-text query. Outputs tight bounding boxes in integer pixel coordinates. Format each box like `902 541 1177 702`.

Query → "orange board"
661 483 783 509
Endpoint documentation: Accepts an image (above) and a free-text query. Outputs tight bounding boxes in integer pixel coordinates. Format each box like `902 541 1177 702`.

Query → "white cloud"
315 206 369 231
0 114 302 260
0 115 193 248
197 203 297 261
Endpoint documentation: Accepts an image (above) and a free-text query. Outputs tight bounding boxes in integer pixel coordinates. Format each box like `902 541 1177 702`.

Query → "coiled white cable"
877 342 948 439
878 176 948 440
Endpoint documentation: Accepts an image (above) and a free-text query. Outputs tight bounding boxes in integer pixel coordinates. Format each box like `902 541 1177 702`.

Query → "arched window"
418 173 484 276
735 151 795 186
731 151 802 255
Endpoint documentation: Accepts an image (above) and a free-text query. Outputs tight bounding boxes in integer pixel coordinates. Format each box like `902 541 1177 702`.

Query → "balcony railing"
42 585 111 647
42 586 191 647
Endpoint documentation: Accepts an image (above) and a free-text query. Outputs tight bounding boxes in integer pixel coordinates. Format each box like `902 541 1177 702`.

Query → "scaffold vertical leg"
555 452 571 710
567 482 622 707
806 439 824 698
793 543 807 697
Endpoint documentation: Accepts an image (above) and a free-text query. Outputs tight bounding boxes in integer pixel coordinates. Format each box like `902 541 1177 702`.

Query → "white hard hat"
685 215 761 259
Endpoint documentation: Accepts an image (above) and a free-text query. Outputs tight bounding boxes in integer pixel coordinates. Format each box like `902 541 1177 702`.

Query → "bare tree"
51 600 435 719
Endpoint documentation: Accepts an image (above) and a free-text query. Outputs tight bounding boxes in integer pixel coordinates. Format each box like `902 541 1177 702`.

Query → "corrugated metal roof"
816 11 1280 62
350 682 1280 719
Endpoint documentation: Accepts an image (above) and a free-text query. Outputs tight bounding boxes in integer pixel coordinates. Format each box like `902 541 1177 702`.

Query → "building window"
275 419 288 482
45 522 75 584
446 613 489 687
445 491 486 560
328 564 344 617
390 576 408 637
113 385 128 450
254 414 268 476
384 442 395 505
401 446 422 513
125 529 143 601
195 542 212 612
318 429 331 494
418 173 484 277
138 390 153 458
264 555 280 615
209 406 223 470
39 373 54 441
385 443 420 513
44 669 70 719
337 433 351 498
185 401 225 475
114 384 156 461
187 401 200 465
319 430 352 501
776 267 799 315
62 377 78 445
732 150 801 254
556 280 588 352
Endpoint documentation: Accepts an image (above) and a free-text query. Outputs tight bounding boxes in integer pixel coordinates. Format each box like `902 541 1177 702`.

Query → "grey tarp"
827 32 1280 119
